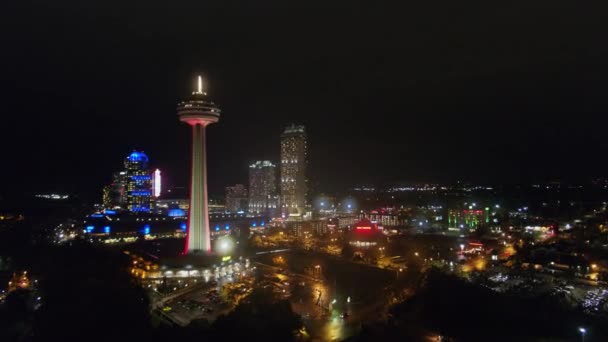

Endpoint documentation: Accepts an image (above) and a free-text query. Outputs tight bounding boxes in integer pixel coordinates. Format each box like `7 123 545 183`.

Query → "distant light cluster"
35 193 69 200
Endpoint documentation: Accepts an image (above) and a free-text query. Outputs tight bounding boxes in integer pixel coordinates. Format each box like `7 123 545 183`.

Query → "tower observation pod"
177 76 221 254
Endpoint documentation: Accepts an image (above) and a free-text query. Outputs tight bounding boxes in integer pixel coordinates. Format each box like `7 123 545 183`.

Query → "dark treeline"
350 269 608 341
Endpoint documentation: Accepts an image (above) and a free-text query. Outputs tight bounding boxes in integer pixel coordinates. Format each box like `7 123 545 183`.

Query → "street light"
314 265 321 278
579 327 586 342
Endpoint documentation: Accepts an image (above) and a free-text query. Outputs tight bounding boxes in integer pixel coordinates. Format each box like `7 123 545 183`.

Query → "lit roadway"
255 260 395 341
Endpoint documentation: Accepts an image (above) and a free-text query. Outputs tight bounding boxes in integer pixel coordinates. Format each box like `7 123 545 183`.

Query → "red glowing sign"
356 226 372 230
464 210 484 215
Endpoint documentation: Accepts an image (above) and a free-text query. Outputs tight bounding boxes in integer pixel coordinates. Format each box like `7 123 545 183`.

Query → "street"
254 251 402 341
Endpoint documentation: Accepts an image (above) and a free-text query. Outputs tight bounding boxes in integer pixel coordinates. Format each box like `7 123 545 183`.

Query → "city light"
215 236 234 255
35 193 69 200
579 327 586 342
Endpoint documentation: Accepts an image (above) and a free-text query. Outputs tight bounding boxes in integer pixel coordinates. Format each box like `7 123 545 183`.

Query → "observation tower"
177 76 221 254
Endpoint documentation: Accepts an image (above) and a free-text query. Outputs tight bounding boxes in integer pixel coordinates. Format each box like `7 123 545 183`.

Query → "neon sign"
153 169 161 198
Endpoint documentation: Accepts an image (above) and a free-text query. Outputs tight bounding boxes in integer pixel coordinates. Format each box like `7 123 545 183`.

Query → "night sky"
1 1 606 199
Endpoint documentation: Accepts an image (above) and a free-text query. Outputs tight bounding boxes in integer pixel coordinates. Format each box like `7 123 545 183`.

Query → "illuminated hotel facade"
125 151 152 212
448 208 490 230
249 160 278 216
280 125 307 217
102 153 162 213
225 184 248 212
178 76 220 254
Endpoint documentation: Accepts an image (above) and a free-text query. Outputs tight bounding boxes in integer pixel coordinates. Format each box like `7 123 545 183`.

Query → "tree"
0 289 34 341
211 288 302 341
341 242 354 259
32 242 151 341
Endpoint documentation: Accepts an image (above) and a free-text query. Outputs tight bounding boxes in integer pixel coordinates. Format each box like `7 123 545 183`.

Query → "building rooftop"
126 151 149 164
282 124 306 135
250 160 276 168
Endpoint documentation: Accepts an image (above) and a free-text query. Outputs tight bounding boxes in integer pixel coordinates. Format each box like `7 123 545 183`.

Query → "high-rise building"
102 185 112 209
249 161 278 215
102 171 128 210
280 125 307 217
124 151 152 212
225 184 248 212
178 76 221 254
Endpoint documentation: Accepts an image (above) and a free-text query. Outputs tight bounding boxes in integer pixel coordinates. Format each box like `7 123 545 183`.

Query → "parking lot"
156 274 255 326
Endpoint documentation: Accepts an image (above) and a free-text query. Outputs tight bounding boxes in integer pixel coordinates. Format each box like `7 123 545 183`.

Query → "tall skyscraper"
249 160 278 215
280 125 307 217
178 76 221 255
124 151 152 212
225 184 248 212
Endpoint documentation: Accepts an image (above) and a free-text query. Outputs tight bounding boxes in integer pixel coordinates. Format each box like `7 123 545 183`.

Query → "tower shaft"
185 123 211 253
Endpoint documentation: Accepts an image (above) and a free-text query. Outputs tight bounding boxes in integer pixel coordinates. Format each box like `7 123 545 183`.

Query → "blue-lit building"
83 211 268 244
124 151 152 213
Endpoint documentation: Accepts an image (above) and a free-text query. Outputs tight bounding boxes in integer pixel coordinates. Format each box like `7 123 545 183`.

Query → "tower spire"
197 75 203 94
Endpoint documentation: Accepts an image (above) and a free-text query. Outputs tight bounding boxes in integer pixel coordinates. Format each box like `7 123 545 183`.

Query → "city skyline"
2 1 606 200
2 2 608 341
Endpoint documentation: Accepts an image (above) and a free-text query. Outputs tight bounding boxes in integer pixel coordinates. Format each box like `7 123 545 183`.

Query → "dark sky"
1 1 607 199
